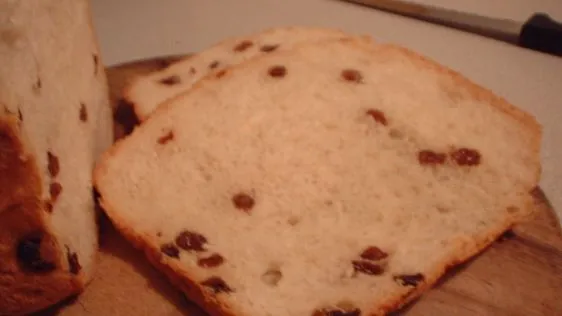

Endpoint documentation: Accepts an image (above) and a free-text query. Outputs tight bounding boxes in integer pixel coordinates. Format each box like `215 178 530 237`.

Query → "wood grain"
40 56 562 316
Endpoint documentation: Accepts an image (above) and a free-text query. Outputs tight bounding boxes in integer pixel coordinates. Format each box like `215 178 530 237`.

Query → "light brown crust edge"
94 197 243 316
0 116 82 315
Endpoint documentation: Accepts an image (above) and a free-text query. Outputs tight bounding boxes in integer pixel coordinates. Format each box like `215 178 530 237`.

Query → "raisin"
352 260 384 275
232 193 255 212
216 69 227 78
360 246 388 261
394 273 424 287
312 308 361 316
47 151 60 177
498 229 516 242
157 130 174 144
50 182 62 202
198 253 225 268
451 148 481 166
201 276 233 294
17 235 56 273
159 75 181 85
366 109 387 126
268 65 287 78
66 247 81 275
418 150 446 165
92 54 99 75
233 40 253 52
260 44 279 52
175 230 207 252
209 61 220 69
79 103 88 122
161 243 180 258
341 69 363 83
44 200 53 213
114 99 140 136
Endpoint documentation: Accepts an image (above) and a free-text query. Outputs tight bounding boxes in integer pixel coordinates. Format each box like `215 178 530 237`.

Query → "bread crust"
95 196 243 316
0 116 81 315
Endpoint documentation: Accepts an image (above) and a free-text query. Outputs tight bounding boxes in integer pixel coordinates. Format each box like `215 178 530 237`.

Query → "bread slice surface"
96 38 541 316
124 26 353 121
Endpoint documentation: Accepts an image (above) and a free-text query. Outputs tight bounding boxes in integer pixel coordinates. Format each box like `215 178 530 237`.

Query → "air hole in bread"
17 232 56 273
451 148 481 166
436 206 450 214
32 77 42 93
17 109 23 122
418 150 446 165
507 206 519 214
261 266 282 286
65 246 81 274
232 192 255 213
159 75 181 85
47 151 60 177
157 130 174 145
49 182 62 202
114 99 140 136
394 273 424 287
198 253 225 268
366 109 387 126
268 65 287 78
201 276 233 294
189 67 197 74
209 61 220 69
233 40 254 52
160 243 180 258
79 103 88 122
260 44 279 52
156 232 163 237
341 69 363 83
287 216 300 226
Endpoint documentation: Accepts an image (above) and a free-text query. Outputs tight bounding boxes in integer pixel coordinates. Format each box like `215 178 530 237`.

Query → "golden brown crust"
0 116 81 315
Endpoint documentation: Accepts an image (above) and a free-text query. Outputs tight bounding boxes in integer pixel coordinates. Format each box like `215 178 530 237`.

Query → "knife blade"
340 0 562 57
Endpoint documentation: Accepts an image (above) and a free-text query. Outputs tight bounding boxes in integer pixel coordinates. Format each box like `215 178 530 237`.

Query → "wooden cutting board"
39 57 562 316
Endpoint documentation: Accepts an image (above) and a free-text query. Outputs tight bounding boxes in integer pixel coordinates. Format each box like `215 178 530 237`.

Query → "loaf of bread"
0 0 113 314
95 38 541 315
124 26 352 121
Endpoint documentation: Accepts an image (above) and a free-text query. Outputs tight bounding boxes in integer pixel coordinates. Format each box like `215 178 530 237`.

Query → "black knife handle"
519 13 562 57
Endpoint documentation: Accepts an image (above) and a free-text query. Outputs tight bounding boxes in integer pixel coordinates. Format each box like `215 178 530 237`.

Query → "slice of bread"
95 38 541 316
124 26 352 121
0 0 113 314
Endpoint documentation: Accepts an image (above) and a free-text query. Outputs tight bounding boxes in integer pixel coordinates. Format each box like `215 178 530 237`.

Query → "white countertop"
92 0 562 222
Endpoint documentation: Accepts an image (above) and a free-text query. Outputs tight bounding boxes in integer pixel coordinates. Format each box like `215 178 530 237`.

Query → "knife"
340 0 562 57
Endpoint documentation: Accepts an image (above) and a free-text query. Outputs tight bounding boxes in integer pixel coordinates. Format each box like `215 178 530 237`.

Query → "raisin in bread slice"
0 0 113 314
95 38 541 316
124 26 352 121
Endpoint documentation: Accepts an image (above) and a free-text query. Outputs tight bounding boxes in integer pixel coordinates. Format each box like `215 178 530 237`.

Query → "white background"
91 0 562 221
